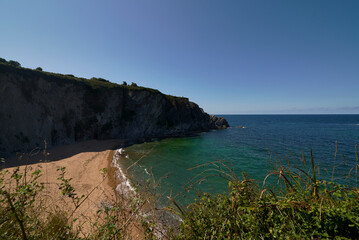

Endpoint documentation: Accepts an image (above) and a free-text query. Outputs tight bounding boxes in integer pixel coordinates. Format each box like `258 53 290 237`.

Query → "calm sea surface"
118 115 359 205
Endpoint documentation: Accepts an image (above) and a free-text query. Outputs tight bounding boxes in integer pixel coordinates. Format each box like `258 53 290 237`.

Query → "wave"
112 148 136 195
112 148 181 238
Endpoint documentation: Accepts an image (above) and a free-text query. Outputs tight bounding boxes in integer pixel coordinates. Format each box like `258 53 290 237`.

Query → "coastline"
1 134 212 238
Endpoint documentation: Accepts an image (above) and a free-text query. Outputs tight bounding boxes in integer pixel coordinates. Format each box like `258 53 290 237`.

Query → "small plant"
0 153 76 239
57 167 85 209
0 167 43 239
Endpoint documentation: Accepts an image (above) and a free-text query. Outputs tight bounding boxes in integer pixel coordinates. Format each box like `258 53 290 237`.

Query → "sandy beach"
1 139 143 238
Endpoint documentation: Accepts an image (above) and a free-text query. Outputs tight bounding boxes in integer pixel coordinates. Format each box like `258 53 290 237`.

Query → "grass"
0 60 186 105
174 147 359 239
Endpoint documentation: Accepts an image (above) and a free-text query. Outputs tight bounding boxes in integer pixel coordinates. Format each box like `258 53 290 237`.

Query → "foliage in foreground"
0 167 76 240
1 146 359 239
176 149 359 239
0 154 153 240
0 146 177 240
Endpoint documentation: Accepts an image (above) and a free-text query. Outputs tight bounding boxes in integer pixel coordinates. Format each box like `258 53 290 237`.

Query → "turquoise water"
118 115 359 205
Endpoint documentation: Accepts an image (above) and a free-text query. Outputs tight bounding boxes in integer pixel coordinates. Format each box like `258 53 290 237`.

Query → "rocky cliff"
0 63 229 157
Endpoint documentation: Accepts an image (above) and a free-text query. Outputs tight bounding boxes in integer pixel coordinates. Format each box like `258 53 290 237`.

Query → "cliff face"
0 63 229 157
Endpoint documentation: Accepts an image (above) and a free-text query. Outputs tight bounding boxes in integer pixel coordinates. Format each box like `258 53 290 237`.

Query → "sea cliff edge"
0 62 229 158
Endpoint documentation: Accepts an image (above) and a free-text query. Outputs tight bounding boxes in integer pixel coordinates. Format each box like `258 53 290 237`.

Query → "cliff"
0 62 229 157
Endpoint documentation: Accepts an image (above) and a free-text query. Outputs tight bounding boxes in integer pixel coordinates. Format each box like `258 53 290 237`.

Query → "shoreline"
1 129 212 164
1 136 197 238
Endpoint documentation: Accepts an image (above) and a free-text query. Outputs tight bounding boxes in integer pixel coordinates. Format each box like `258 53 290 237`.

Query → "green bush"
8 60 21 67
0 166 75 239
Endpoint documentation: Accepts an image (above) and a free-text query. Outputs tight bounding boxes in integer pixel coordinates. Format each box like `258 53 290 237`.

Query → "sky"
0 0 358 114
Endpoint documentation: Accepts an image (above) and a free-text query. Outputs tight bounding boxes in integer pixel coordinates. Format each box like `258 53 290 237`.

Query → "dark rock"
209 115 230 129
0 63 229 157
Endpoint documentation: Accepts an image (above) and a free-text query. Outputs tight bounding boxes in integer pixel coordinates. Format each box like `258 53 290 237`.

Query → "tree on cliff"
8 60 21 67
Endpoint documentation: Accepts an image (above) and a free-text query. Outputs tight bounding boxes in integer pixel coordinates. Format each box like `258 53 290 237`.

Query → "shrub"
35 67 42 71
0 166 75 239
90 77 110 83
8 60 21 67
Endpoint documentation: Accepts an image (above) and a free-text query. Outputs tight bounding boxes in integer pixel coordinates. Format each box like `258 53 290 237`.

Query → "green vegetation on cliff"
2 57 227 157
0 58 188 104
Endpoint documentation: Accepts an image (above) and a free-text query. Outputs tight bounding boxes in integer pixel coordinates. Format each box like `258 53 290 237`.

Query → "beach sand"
2 139 144 238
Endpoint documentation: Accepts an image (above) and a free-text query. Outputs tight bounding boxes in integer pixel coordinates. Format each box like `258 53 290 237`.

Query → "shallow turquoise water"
118 115 359 205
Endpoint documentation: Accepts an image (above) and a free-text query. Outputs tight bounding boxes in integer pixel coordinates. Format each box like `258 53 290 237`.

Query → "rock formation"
0 62 229 157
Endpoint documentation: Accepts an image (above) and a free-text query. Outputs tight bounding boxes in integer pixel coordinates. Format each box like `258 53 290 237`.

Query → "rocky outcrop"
0 63 229 157
209 115 230 129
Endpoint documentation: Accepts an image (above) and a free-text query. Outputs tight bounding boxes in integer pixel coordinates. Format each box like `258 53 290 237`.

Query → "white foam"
117 148 125 155
112 149 181 238
112 149 136 195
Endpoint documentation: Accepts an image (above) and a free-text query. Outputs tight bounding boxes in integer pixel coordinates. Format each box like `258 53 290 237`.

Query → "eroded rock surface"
0 63 229 157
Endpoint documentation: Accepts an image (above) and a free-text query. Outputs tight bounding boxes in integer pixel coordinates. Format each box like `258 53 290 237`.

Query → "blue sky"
1 1 358 114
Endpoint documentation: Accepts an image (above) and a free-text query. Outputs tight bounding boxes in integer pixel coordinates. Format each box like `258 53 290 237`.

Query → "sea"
115 114 359 206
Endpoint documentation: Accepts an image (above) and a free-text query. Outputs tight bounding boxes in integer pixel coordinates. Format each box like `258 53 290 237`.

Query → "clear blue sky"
1 1 358 114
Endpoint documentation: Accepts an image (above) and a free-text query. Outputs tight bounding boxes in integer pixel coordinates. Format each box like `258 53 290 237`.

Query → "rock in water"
210 115 230 129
